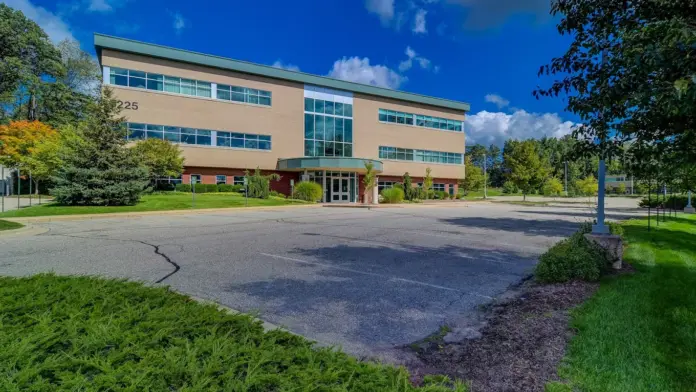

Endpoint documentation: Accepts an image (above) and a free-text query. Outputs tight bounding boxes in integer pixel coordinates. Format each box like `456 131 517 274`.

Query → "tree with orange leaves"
0 120 61 193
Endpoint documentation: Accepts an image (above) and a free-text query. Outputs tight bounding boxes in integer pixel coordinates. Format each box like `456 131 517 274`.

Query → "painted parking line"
259 252 494 300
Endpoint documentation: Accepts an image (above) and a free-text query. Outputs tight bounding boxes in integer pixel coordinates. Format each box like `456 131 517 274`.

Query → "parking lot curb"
1 203 321 223
188 295 291 334
0 224 49 237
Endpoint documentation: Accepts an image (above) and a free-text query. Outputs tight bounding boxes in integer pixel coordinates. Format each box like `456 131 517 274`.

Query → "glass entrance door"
331 177 350 202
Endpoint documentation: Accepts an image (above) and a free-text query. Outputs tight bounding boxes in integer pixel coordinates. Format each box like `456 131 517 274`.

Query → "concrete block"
685 207 695 214
585 233 623 270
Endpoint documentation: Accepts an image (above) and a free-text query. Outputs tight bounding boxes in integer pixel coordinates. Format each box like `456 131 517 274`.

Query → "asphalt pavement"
0 199 643 361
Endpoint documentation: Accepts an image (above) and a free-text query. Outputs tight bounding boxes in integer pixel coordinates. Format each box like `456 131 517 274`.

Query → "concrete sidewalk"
0 195 52 213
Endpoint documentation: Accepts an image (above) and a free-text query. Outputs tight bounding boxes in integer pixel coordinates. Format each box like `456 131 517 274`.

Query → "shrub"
502 181 518 194
381 187 405 203
217 184 234 192
454 193 462 200
193 183 207 193
175 183 191 193
246 168 280 199
639 195 688 209
270 190 286 199
293 181 323 202
230 184 245 193
536 221 624 283
435 190 448 200
205 184 219 193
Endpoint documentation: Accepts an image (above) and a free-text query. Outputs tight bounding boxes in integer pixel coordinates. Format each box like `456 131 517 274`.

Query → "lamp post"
483 154 487 199
592 50 610 235
564 161 568 196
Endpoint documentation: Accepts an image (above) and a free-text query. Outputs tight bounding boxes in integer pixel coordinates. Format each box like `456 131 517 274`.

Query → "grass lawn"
0 275 466 391
557 215 696 392
461 188 511 200
0 192 307 218
0 219 23 231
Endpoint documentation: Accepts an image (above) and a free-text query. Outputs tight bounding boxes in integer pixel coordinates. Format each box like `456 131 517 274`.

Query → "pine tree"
51 88 149 205
402 172 412 200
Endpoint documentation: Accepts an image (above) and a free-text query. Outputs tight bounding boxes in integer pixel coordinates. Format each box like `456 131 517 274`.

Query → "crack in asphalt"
48 233 181 284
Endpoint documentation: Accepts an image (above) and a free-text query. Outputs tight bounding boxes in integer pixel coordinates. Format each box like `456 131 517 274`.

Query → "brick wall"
182 167 300 196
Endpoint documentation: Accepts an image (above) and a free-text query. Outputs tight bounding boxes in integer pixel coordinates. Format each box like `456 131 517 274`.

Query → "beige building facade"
95 34 470 202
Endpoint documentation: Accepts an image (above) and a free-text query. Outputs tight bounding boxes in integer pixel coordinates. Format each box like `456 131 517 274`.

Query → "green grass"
0 219 23 231
557 215 696 392
492 200 551 207
0 274 467 391
460 187 510 200
0 193 307 218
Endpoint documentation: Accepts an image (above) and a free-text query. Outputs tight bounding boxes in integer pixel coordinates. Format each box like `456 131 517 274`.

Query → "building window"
233 176 245 185
433 183 446 192
190 174 201 184
304 98 353 158
216 132 271 150
378 108 463 132
126 123 271 151
378 146 463 165
216 175 227 184
378 181 395 193
217 84 272 106
109 67 211 98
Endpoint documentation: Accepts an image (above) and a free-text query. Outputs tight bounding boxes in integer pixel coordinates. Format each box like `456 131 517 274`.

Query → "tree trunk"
523 192 527 201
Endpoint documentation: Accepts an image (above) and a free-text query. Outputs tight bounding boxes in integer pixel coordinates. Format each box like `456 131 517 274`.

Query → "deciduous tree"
362 161 377 203
459 156 484 195
132 138 185 187
504 140 550 200
423 167 433 200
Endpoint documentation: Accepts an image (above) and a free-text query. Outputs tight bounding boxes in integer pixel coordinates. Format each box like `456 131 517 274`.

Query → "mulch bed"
405 280 600 392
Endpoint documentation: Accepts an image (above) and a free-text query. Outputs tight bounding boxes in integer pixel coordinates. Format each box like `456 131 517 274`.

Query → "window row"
432 184 446 192
216 131 271 150
214 175 246 185
378 109 463 132
109 67 271 106
125 123 271 150
378 146 463 165
304 98 353 117
378 181 395 192
110 68 212 98
304 140 353 158
304 114 353 143
217 84 271 106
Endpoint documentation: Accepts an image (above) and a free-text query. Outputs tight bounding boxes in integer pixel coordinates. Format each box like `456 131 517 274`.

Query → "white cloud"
484 94 510 109
365 0 395 25
412 8 427 34
272 60 300 72
172 12 187 34
327 57 406 89
398 46 434 72
2 0 74 43
465 110 575 146
87 0 112 12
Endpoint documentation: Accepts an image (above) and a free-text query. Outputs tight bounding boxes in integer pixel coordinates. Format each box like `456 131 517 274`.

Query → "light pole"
592 50 610 235
483 154 487 199
1 165 4 213
564 161 568 196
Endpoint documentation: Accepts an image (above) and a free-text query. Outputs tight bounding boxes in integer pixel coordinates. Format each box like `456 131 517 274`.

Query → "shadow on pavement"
440 216 581 237
514 209 643 221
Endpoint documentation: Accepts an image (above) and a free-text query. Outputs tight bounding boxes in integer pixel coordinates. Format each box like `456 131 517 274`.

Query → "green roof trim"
277 157 383 172
94 33 470 112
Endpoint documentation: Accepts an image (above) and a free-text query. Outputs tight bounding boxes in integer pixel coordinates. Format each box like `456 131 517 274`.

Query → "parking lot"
0 200 642 361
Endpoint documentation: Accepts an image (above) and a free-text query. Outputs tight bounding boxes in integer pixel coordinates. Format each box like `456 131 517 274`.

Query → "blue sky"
3 0 577 147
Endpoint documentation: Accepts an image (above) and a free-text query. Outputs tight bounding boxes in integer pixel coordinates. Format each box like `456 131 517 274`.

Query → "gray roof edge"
94 33 470 113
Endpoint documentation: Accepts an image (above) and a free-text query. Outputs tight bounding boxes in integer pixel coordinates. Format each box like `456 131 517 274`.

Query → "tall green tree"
504 140 550 200
132 139 185 188
459 156 484 195
51 88 149 206
535 0 696 164
402 172 413 201
0 4 64 122
362 161 377 204
423 167 433 200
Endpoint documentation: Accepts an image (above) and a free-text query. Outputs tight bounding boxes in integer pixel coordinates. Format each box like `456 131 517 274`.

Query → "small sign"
243 177 248 186
290 179 295 187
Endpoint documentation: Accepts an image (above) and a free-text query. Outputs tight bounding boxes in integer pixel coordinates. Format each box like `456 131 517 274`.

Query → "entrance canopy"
277 157 383 174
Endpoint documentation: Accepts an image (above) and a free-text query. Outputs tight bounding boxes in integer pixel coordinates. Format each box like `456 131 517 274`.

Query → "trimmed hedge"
381 187 405 204
639 195 689 209
175 184 191 192
218 184 234 192
205 184 219 193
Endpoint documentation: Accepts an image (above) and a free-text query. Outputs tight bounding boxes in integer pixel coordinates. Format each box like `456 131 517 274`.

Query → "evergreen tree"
402 172 413 201
51 88 149 205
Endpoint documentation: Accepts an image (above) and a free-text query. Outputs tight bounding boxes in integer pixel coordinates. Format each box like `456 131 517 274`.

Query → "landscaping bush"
205 184 219 193
293 181 323 202
217 184 234 192
639 195 689 209
175 183 191 193
435 190 448 200
231 184 245 193
270 190 286 199
502 181 519 194
193 183 207 193
535 222 623 283
455 193 462 200
381 187 405 204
